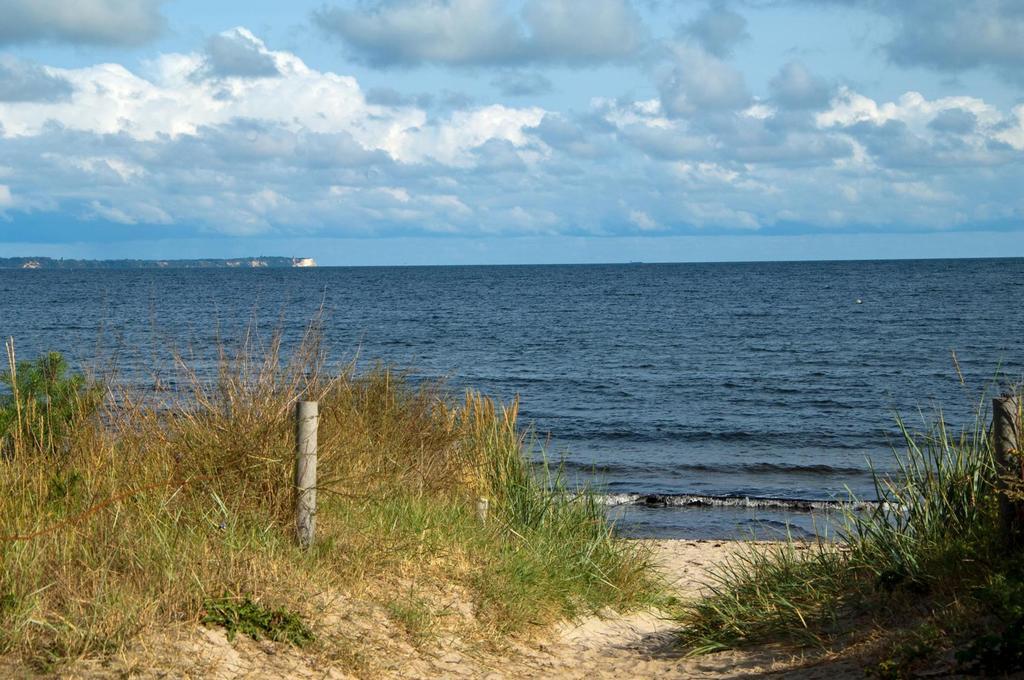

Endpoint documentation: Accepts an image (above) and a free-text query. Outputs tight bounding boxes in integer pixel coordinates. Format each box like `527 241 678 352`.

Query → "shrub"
1 341 100 458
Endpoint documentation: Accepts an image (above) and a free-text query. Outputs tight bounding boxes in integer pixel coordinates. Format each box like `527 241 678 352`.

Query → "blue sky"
0 0 1022 265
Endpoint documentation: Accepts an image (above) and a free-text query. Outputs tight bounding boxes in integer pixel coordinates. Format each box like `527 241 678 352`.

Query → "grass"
676 394 1024 675
385 592 437 645
0 323 657 672
201 596 314 646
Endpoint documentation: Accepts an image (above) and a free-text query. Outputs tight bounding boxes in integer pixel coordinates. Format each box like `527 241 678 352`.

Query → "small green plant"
386 595 436 644
46 470 84 504
1 345 99 457
677 540 848 652
867 623 945 679
201 597 314 647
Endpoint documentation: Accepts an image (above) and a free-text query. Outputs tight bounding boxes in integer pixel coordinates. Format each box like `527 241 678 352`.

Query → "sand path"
57 540 865 679
414 539 863 679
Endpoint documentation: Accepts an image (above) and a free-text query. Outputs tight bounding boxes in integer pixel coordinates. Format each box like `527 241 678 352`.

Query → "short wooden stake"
476 497 489 524
994 394 1022 549
295 401 318 549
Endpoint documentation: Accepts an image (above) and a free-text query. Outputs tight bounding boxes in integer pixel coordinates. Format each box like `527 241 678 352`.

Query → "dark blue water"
2 259 1023 538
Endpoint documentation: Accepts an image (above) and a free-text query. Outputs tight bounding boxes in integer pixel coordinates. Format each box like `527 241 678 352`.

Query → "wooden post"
476 497 489 524
994 394 1022 549
295 400 318 549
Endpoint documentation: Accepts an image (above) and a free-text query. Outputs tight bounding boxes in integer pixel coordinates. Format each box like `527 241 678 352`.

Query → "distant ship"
291 257 317 268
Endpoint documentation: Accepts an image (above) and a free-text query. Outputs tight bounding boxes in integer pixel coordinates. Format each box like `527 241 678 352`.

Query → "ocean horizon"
4 257 1022 538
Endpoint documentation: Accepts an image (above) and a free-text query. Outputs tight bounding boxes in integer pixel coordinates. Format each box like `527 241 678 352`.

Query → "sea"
3 258 1023 539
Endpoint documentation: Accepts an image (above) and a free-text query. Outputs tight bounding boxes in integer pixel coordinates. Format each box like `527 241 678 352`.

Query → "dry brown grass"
0 323 656 673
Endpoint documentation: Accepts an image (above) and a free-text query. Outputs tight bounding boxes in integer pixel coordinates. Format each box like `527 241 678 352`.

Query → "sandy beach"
59 540 865 679
461 539 864 680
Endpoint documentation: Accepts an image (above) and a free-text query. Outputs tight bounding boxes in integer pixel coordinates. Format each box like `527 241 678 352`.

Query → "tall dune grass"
0 327 656 670
676 394 1024 674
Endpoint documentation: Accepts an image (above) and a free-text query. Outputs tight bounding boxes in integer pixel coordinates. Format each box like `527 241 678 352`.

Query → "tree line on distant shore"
0 256 303 269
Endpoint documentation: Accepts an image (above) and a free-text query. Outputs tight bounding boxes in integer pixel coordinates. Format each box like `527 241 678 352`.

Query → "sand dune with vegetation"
0 327 654 677
47 541 863 679
3 326 1024 677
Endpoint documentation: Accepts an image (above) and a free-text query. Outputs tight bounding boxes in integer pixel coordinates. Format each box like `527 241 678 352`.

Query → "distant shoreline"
2 255 1022 270
0 256 316 269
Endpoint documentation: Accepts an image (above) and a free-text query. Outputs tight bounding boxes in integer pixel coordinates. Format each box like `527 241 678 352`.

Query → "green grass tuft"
202 597 314 646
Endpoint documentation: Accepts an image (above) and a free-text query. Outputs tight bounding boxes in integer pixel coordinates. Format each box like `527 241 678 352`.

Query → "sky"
0 0 1023 265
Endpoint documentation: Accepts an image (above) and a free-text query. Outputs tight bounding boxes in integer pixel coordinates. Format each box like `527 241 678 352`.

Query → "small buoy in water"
855 298 863 304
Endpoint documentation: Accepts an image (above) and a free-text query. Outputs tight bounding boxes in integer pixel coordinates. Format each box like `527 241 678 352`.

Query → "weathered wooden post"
476 497 489 525
994 394 1022 548
295 400 318 549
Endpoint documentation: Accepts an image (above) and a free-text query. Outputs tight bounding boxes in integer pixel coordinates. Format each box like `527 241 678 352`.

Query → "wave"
555 427 886 448
560 459 877 478
600 492 885 512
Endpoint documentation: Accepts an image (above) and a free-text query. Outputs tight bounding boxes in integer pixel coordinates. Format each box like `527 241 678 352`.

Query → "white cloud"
594 97 670 128
743 103 775 120
315 0 521 67
0 56 73 102
0 0 165 46
522 0 645 63
44 154 147 182
199 27 282 79
628 209 660 231
398 104 545 165
997 105 1024 151
672 161 741 186
799 1 1024 83
817 88 1002 130
499 205 559 232
379 187 411 203
88 199 171 225
769 61 831 110
313 0 646 67
425 194 472 215
841 0 1024 84
815 88 1021 169
657 42 749 117
681 2 749 58
0 36 545 168
0 27 1021 244
0 30 559 237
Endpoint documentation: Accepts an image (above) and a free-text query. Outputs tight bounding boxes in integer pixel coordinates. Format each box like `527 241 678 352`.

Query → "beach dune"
55 540 865 679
